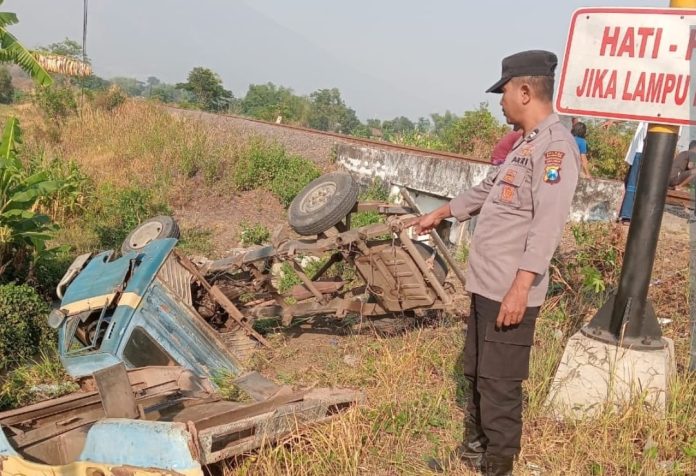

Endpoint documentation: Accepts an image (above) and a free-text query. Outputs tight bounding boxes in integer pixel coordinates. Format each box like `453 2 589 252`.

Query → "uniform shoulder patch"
544 151 565 162
543 151 565 184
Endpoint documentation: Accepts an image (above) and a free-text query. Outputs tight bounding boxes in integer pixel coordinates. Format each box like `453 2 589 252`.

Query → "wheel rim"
128 222 163 249
299 182 337 213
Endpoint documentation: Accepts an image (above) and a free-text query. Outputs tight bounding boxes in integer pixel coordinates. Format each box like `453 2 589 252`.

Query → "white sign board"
556 7 696 125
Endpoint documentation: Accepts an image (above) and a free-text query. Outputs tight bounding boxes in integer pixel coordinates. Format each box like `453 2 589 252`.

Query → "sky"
10 0 662 121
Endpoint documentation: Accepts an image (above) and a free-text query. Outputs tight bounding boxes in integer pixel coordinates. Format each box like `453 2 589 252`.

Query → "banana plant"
0 118 61 274
0 0 52 86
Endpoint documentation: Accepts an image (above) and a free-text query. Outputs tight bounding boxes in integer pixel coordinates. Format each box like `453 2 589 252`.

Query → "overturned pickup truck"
48 172 462 380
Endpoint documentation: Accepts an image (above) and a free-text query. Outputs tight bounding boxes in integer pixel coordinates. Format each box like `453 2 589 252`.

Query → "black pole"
691 210 696 370
582 127 677 349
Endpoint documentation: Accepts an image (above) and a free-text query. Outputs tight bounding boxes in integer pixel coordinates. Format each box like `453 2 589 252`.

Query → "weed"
0 352 78 410
233 138 320 207
456 242 469 263
87 184 170 249
178 228 215 256
240 222 270 246
277 262 302 294
211 370 252 402
351 178 391 229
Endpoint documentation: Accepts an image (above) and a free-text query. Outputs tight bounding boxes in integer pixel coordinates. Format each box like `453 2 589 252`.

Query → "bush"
88 184 170 249
0 283 54 370
440 103 508 158
233 138 320 206
28 151 90 223
92 85 127 111
550 222 624 306
0 66 14 104
586 122 634 180
33 83 78 122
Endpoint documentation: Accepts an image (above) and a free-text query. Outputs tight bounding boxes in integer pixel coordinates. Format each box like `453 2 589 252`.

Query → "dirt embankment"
166 107 343 169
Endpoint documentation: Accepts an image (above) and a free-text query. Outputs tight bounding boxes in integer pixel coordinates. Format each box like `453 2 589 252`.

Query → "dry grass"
219 315 695 476
35 101 246 193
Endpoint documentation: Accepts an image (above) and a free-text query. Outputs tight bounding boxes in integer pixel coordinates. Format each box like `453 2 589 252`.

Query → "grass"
240 221 271 246
178 227 216 256
0 352 78 410
225 318 696 476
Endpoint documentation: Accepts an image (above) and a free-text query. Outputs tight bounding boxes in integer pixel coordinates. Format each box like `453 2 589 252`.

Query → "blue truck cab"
52 239 243 379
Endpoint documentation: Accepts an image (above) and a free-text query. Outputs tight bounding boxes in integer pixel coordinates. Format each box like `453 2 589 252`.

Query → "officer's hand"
496 271 534 328
496 289 527 328
414 213 441 235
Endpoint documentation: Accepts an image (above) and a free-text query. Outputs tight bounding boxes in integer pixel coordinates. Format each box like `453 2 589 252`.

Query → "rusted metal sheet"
159 254 193 306
0 366 361 470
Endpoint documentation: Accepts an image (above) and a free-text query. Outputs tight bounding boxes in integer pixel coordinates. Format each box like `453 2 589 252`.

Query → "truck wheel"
412 241 448 285
288 172 359 236
121 216 180 254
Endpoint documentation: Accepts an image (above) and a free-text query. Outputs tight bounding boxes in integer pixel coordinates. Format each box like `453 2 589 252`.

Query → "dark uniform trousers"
463 294 540 457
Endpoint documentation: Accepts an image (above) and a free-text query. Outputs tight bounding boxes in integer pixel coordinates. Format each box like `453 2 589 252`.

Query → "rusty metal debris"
0 364 361 473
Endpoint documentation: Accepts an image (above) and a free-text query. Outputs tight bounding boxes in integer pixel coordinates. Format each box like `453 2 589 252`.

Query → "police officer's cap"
486 50 558 94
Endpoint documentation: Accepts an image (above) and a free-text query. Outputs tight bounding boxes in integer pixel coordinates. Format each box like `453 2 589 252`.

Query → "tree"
382 116 415 135
240 82 306 122
149 83 177 103
430 111 458 137
38 38 108 90
440 103 508 157
307 88 360 134
110 77 145 97
0 66 13 104
145 76 160 97
39 38 84 62
416 117 431 133
77 74 110 91
176 67 233 112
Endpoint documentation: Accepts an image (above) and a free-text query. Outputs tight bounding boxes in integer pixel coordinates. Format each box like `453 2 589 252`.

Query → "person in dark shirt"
669 140 696 189
571 121 592 178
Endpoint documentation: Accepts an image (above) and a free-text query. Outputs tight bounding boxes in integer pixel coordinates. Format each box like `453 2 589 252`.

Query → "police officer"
417 50 579 475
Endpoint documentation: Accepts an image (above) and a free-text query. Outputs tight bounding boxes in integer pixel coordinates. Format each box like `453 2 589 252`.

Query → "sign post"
557 5 696 350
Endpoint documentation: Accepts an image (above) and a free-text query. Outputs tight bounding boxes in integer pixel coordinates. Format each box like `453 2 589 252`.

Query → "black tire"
288 172 359 236
412 241 448 285
121 216 180 254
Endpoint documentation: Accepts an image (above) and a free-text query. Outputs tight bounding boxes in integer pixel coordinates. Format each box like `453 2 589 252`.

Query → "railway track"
166 106 694 209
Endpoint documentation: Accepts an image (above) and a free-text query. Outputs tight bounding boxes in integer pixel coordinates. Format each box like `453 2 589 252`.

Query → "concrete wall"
336 143 624 224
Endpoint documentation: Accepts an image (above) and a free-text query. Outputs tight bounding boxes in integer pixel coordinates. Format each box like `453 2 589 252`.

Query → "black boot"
426 445 482 473
482 454 514 476
425 418 487 472
458 415 486 467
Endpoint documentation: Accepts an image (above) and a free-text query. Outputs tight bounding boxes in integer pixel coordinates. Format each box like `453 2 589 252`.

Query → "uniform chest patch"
519 145 534 158
500 185 516 203
502 169 517 183
543 151 565 184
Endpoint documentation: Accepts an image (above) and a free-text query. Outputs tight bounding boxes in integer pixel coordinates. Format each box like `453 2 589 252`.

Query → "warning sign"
556 8 696 125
